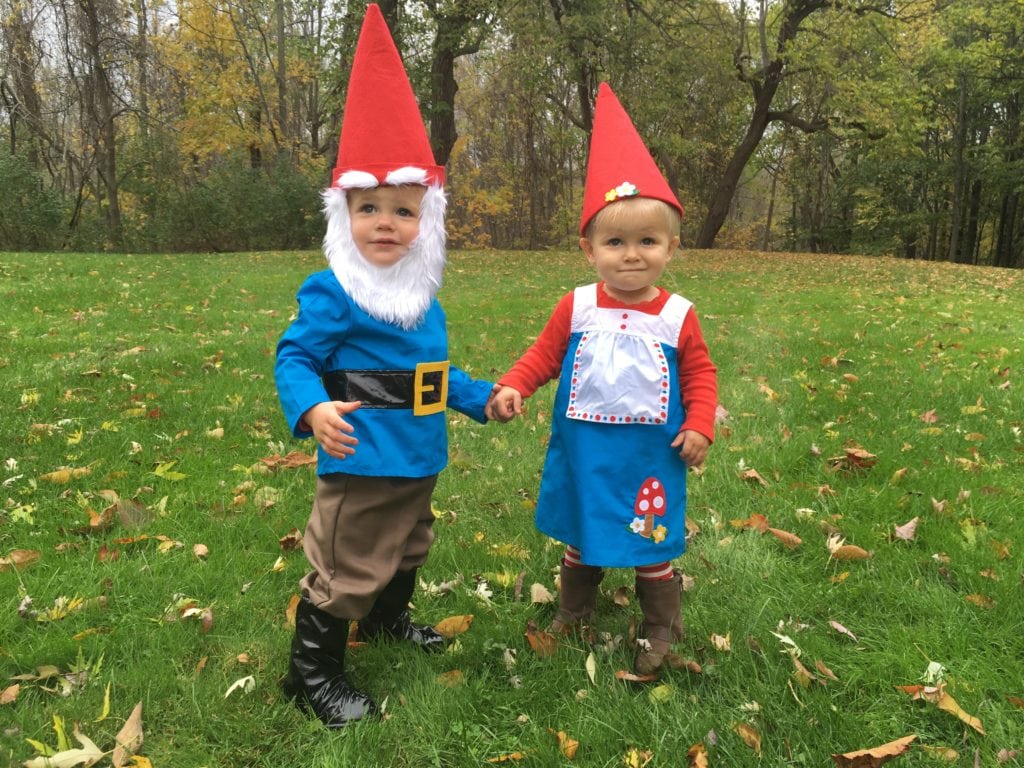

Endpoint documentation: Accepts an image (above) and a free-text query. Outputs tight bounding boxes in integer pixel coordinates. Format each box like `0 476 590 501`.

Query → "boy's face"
580 201 679 303
346 185 426 268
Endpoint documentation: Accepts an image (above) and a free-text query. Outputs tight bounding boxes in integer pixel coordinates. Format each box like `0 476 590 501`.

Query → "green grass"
1 249 1022 767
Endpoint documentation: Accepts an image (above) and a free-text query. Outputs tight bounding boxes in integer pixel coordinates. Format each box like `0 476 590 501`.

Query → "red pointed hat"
331 4 443 187
579 83 682 234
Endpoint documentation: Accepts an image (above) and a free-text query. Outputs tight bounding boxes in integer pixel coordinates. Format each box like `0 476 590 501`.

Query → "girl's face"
580 202 679 303
346 185 426 267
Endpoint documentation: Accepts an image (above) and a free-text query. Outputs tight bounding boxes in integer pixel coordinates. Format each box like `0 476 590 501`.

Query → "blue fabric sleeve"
447 365 494 424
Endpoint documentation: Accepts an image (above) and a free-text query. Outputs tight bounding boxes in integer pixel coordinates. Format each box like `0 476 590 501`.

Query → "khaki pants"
300 473 437 620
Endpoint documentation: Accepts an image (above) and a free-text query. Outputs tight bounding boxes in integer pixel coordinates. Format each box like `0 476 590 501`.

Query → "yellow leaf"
935 690 985 734
710 632 731 651
548 729 579 759
40 466 92 483
733 722 762 755
434 614 474 637
152 461 187 481
436 669 464 687
648 684 674 703
95 683 111 722
585 652 597 685
623 748 653 768
486 752 528 763
831 545 872 560
687 743 709 768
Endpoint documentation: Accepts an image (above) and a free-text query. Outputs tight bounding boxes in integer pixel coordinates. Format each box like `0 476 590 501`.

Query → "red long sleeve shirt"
499 283 718 441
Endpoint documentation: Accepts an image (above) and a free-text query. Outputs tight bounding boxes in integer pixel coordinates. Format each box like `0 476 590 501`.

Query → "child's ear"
669 236 680 257
580 237 596 264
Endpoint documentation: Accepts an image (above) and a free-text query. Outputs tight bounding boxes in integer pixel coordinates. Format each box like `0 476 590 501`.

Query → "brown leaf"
0 549 41 572
112 701 144 768
486 752 528 763
831 545 872 560
827 447 877 473
829 620 858 642
0 684 19 705
285 594 300 628
260 451 317 470
435 614 474 637
739 469 768 487
831 734 916 767
733 722 762 755
920 409 939 423
193 543 209 560
615 670 658 683
1007 695 1024 709
525 626 559 657
815 659 839 682
612 586 631 607
767 527 802 549
731 513 769 532
278 528 303 551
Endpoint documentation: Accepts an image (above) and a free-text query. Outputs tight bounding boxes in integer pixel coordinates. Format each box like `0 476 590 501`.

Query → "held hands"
485 385 523 423
672 429 710 469
301 400 361 459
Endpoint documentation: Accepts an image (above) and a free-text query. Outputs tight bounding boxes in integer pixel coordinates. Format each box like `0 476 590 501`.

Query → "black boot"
358 569 446 652
282 596 378 728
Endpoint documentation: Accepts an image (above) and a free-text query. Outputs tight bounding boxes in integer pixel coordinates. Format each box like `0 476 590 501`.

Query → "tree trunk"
694 0 828 249
77 0 122 242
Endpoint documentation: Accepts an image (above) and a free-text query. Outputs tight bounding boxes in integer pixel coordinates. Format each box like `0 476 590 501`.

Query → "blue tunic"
535 285 690 567
275 270 492 478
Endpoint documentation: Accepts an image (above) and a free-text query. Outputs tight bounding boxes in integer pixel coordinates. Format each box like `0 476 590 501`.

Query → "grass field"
1 248 1022 767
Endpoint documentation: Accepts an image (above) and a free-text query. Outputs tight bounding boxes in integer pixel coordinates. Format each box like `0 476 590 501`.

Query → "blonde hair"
584 197 681 239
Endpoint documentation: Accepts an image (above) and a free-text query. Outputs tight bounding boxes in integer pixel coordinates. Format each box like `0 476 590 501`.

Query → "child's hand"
302 401 361 459
485 386 523 423
671 429 710 469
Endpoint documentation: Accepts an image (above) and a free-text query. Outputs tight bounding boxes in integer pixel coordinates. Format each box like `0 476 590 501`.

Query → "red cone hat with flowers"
579 82 683 234
331 3 443 188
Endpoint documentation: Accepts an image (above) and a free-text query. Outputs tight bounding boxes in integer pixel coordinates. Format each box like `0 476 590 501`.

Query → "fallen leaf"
732 513 769 532
0 549 41 572
39 466 92 484
623 747 654 768
831 734 916 767
687 743 709 768
920 409 938 423
964 593 993 609
919 745 959 762
612 586 631 607
896 684 985 734
525 626 559 657
831 545 872 560
739 468 768 487
23 723 103 768
893 517 919 541
829 620 858 642
585 652 597 685
434 614 474 637
530 583 555 604
710 633 731 651
112 701 143 768
815 659 839 681
260 451 317 469
615 670 658 683
1 684 19 705
548 729 579 759
278 528 303 551
193 543 209 560
767 527 802 549
733 722 762 755
486 752 528 763
436 669 464 687
224 675 255 698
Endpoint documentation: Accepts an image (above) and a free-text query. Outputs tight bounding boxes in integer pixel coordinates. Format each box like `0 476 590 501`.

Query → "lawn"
1 248 1022 767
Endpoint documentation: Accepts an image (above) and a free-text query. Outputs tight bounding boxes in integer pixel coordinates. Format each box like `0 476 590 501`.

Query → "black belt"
323 362 449 416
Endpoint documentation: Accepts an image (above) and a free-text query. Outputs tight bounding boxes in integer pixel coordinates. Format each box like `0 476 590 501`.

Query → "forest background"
1 0 1022 268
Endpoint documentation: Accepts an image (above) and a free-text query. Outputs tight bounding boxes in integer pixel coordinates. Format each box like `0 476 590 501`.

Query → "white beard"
321 182 447 330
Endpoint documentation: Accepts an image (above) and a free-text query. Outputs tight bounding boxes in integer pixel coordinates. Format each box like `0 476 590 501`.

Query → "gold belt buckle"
413 361 449 416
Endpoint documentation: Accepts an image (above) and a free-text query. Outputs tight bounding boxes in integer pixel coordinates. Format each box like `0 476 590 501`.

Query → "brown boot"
548 562 604 634
634 571 683 675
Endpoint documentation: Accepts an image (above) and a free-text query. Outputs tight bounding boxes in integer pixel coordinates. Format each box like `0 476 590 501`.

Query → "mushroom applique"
633 477 666 538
